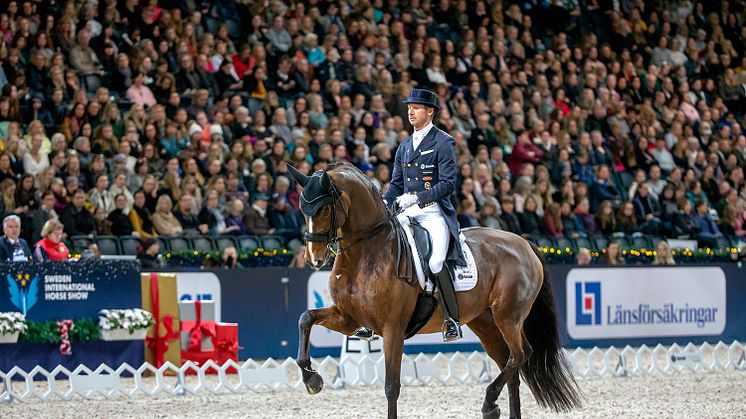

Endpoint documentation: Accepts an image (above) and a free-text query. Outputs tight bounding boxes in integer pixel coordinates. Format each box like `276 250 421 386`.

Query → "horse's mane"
325 161 381 198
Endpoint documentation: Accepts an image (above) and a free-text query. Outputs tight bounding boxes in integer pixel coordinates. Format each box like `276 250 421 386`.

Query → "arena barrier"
1 340 744 403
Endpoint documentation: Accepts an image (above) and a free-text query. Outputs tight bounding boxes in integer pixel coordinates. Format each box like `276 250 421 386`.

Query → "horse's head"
288 164 351 269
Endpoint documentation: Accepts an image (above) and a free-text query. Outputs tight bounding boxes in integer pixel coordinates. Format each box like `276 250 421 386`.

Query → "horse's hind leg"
468 310 522 419
296 306 358 394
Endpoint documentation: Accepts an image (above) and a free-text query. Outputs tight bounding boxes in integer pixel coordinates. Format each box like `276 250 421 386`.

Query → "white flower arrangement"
99 308 154 334
0 312 27 336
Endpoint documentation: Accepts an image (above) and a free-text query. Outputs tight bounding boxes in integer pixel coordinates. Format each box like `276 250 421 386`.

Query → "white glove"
396 194 419 210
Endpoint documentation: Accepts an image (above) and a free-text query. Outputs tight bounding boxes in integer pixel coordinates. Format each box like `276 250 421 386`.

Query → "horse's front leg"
382 326 406 419
296 306 358 394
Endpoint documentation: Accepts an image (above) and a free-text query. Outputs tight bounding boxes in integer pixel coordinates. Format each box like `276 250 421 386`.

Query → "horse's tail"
521 244 583 412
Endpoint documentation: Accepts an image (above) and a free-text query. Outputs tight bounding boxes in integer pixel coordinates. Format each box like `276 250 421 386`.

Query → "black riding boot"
433 267 463 342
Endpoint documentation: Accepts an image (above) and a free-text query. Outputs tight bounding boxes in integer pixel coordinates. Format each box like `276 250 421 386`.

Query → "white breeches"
397 203 449 274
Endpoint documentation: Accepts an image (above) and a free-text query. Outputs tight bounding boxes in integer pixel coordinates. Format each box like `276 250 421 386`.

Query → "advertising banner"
566 267 726 340
0 261 141 321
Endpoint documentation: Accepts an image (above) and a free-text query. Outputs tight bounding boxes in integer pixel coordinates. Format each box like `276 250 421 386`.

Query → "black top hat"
402 89 440 111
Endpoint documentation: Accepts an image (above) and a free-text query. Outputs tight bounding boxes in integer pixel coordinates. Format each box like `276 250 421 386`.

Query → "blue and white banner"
0 261 141 321
566 267 726 340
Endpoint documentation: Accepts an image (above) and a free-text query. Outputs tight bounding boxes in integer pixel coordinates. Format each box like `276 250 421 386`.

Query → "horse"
289 162 582 419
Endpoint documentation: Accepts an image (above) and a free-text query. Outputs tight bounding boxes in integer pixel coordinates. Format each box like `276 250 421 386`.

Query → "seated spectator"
151 195 183 236
616 202 638 235
588 165 620 212
198 189 228 235
595 200 617 236
692 199 722 248
224 199 248 236
60 190 96 238
137 238 162 269
721 199 745 237
267 193 304 239
560 201 581 239
457 199 480 229
31 192 58 244
93 206 113 235
498 196 521 235
108 194 135 236
107 171 134 215
574 198 600 236
576 247 592 266
89 173 114 215
601 241 624 266
173 194 200 236
543 202 564 238
478 199 502 230
33 219 69 261
671 198 699 239
0 215 32 262
518 196 543 237
126 71 157 108
632 183 662 234
244 193 276 235
130 190 156 238
653 241 676 265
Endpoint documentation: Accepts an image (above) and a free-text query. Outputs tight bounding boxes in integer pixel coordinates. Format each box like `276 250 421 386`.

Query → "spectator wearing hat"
244 193 275 235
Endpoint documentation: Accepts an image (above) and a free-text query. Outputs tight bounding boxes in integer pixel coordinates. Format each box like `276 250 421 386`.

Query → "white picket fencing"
1 340 744 403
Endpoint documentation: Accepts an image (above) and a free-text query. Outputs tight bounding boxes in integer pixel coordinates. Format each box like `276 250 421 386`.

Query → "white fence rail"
2 341 744 403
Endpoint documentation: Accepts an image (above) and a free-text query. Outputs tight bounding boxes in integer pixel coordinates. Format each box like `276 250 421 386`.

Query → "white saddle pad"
399 217 478 293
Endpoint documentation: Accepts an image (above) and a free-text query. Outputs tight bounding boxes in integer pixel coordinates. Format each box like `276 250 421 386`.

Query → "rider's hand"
396 194 419 210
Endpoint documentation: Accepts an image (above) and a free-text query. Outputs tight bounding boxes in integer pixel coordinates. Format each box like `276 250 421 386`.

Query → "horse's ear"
320 170 331 191
287 164 308 188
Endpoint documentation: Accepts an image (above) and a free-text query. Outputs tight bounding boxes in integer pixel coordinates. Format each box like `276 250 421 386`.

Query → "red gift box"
181 322 240 375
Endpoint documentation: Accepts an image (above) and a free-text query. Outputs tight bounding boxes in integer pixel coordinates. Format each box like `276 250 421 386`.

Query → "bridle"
302 180 347 264
302 177 390 265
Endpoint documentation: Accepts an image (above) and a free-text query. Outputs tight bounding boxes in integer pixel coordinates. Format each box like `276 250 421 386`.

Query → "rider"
356 88 464 342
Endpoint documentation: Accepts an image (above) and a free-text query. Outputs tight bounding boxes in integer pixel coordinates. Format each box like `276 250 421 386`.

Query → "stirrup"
352 327 374 341
442 318 463 342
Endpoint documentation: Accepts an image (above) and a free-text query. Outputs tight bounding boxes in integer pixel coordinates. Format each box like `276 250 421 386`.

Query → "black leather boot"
352 327 374 340
433 267 463 342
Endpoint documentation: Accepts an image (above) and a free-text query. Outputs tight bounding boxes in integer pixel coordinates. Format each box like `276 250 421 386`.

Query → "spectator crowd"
0 0 744 265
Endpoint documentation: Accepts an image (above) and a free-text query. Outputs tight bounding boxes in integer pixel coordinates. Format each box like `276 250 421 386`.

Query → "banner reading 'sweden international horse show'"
0 261 141 321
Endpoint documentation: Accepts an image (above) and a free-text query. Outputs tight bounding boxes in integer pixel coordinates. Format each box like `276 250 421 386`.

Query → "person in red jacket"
33 219 70 261
508 132 543 176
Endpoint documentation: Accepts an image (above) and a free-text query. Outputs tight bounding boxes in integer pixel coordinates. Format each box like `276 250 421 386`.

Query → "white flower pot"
0 332 19 344
101 328 147 341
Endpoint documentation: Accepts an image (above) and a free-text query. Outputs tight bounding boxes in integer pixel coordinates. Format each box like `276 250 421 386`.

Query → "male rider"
356 89 464 342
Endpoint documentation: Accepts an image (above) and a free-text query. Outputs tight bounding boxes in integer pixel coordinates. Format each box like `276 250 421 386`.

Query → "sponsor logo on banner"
308 271 480 347
176 272 222 322
6 272 101 315
566 267 726 339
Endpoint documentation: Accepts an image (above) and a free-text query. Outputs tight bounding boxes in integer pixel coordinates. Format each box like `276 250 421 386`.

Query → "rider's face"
407 104 433 130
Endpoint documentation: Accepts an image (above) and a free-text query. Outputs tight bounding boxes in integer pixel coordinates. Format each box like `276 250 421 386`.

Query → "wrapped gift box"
179 300 216 352
181 322 240 375
141 273 181 368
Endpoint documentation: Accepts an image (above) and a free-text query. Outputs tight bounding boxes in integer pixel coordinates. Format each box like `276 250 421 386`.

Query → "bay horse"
289 162 581 419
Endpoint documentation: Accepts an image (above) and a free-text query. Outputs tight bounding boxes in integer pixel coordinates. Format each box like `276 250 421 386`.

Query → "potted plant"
99 309 153 341
0 312 27 344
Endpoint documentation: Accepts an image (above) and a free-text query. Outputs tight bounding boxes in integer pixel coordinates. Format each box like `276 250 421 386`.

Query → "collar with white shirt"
412 122 434 151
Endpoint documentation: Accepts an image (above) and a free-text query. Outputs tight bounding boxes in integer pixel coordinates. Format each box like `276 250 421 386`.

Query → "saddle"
393 216 439 339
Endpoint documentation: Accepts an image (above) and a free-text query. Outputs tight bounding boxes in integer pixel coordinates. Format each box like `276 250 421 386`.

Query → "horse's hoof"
304 371 324 395
482 406 500 419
